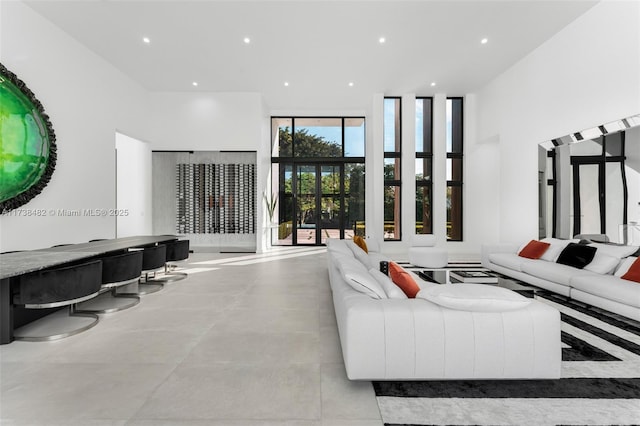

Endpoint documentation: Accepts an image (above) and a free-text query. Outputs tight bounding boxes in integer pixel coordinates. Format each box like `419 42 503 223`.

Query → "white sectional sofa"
482 238 640 321
327 238 561 381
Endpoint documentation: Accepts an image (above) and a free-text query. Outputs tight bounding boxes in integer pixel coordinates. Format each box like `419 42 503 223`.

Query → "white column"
367 93 385 244
402 94 416 243
432 94 448 245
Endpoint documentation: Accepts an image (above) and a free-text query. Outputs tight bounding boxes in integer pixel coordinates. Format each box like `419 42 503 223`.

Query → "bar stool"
155 239 190 283
75 251 143 313
12 260 103 341
136 244 167 295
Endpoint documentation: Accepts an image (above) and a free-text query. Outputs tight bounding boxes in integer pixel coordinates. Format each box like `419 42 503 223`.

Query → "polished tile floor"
0 248 383 425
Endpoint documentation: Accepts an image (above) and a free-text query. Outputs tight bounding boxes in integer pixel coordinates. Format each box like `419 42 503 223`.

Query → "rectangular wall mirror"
539 114 640 244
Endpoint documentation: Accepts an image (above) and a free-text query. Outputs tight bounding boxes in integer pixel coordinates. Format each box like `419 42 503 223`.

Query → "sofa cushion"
340 266 387 299
584 252 620 275
522 260 595 286
334 255 368 274
388 262 420 298
353 235 368 253
615 256 638 277
556 243 596 269
369 268 408 299
489 253 526 272
571 274 640 308
621 257 640 284
518 240 551 259
417 284 532 312
326 239 354 257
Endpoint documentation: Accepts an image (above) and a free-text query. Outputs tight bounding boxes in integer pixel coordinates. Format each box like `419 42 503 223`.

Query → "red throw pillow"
621 257 640 283
518 240 551 259
388 262 420 298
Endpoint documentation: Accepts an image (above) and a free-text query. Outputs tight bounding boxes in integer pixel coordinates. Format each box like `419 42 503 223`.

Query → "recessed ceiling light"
348 82 354 87
192 81 198 87
481 38 488 44
430 82 436 87
142 37 150 44
379 37 386 44
243 37 251 44
284 81 289 87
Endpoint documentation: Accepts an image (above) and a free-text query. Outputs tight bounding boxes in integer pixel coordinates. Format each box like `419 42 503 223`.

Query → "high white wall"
0 1 150 251
0 2 268 252
475 0 640 246
116 132 152 237
146 92 263 151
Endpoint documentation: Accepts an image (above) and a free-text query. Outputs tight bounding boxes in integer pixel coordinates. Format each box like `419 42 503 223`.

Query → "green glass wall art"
0 63 56 213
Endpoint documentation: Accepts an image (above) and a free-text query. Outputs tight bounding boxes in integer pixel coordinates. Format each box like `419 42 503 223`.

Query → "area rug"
373 291 640 426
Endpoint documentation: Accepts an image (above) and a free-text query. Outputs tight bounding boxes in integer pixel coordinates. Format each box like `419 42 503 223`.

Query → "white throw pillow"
584 252 620 275
587 242 639 259
346 240 373 268
615 256 638 277
417 284 531 312
341 266 387 299
369 268 408 299
540 238 578 262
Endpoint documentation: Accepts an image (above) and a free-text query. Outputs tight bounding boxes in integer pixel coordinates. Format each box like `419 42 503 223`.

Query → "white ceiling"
24 0 598 111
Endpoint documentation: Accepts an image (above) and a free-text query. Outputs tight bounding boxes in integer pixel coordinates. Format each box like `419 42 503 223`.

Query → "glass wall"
271 117 365 245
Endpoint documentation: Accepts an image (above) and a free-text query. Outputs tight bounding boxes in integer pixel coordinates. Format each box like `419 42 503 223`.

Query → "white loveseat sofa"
482 238 640 321
327 238 561 380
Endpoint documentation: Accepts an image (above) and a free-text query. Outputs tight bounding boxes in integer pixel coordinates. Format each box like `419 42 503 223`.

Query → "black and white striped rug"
373 291 640 426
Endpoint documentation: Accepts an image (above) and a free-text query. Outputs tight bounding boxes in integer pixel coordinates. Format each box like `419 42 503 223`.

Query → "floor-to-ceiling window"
416 97 433 234
384 97 401 241
446 97 463 241
271 117 365 246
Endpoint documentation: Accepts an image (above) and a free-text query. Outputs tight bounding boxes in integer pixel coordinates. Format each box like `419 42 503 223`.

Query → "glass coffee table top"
416 269 536 295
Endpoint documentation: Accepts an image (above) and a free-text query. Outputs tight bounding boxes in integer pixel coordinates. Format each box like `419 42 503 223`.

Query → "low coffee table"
417 269 537 297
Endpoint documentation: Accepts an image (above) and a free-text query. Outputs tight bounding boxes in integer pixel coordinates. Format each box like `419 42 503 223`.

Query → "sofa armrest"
481 243 519 268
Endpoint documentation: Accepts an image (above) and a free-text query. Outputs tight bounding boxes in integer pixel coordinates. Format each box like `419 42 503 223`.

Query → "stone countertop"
0 235 180 280
0 251 98 280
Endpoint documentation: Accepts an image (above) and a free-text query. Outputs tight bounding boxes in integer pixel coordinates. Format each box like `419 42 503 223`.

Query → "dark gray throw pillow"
556 242 597 269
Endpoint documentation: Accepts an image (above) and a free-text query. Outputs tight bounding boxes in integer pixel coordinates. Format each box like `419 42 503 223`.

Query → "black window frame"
416 97 433 235
446 97 463 241
383 97 402 241
270 117 366 245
